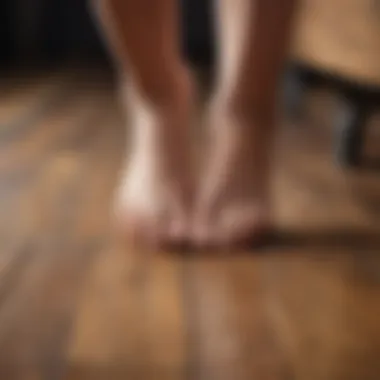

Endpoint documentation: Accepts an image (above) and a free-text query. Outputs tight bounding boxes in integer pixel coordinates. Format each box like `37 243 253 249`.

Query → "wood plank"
0 154 86 379
184 258 245 380
0 68 76 133
0 86 112 184
262 252 380 380
184 256 292 380
0 90 112 379
66 249 186 380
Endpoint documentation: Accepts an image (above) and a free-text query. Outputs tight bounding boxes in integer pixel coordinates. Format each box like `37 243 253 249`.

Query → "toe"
169 198 188 240
114 205 157 247
167 218 187 244
191 197 221 248
192 224 209 247
192 217 219 248
161 195 192 247
217 205 271 247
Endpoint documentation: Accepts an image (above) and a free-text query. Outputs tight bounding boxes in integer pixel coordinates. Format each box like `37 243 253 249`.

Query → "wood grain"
0 66 378 380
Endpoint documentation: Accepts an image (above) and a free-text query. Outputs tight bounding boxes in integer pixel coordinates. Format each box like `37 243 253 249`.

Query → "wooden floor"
0 65 379 380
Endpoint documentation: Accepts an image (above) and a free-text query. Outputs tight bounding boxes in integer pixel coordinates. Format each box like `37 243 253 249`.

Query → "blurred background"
1 0 379 165
0 1 379 379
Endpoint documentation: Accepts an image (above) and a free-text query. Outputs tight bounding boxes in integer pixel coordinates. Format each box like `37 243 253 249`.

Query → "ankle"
209 94 275 174
211 93 276 127
125 65 192 113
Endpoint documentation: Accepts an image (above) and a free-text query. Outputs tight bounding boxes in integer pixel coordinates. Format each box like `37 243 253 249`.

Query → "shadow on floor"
168 227 380 257
270 227 380 251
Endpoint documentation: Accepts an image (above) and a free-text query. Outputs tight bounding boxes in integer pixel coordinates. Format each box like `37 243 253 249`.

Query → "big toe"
115 210 156 246
116 205 191 248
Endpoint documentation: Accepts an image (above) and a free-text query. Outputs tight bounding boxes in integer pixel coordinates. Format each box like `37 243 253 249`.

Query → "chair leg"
284 65 321 121
334 94 369 168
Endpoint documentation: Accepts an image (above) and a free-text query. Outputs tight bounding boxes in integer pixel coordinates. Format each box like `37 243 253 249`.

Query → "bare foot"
114 73 193 247
193 102 273 247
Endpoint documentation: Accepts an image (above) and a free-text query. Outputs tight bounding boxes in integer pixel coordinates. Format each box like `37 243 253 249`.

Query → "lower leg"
95 0 193 245
96 0 187 95
215 0 295 112
195 0 296 246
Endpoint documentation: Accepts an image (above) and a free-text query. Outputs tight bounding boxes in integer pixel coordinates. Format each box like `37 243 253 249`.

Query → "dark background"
0 0 215 66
